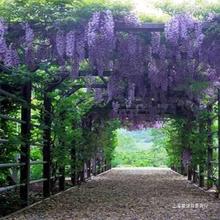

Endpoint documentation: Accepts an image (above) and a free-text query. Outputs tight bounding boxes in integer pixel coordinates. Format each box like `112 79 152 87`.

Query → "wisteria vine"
0 12 219 129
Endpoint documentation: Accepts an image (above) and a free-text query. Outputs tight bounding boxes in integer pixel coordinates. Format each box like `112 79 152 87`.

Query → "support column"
43 93 52 197
199 164 204 187
207 105 213 189
58 111 65 191
87 160 91 178
97 159 101 174
192 165 197 183
101 158 104 173
218 89 220 197
71 147 76 185
187 164 192 181
20 81 32 207
199 121 205 187
59 167 65 191
104 159 107 171
92 157 96 176
80 163 85 182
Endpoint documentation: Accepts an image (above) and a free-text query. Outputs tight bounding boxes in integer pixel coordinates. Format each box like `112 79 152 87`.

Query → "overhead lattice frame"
0 13 220 216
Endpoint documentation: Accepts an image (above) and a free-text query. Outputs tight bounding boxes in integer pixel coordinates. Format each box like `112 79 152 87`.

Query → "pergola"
0 19 220 212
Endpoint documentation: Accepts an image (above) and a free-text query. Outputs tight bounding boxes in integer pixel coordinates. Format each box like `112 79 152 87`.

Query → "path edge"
0 169 112 220
170 169 219 198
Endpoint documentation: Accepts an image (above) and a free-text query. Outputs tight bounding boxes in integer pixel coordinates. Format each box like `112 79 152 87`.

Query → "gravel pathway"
5 168 220 220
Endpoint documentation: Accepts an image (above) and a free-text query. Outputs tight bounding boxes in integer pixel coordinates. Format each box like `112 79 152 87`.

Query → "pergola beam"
115 23 165 32
63 84 107 97
7 22 165 37
79 70 112 77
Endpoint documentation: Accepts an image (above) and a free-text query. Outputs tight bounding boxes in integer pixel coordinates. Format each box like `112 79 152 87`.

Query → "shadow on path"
5 168 220 220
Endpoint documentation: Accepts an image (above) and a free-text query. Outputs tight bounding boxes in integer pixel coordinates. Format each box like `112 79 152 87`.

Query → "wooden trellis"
0 22 220 217
0 71 111 212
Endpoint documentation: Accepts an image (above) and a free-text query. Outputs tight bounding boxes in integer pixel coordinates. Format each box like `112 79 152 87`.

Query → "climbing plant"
0 1 220 215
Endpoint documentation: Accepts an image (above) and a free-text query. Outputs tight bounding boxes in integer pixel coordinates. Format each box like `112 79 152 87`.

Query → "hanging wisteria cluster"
0 12 219 129
0 20 19 67
87 10 115 76
182 148 192 168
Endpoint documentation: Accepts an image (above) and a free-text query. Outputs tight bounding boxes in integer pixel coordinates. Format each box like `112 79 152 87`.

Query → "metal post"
20 81 32 207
